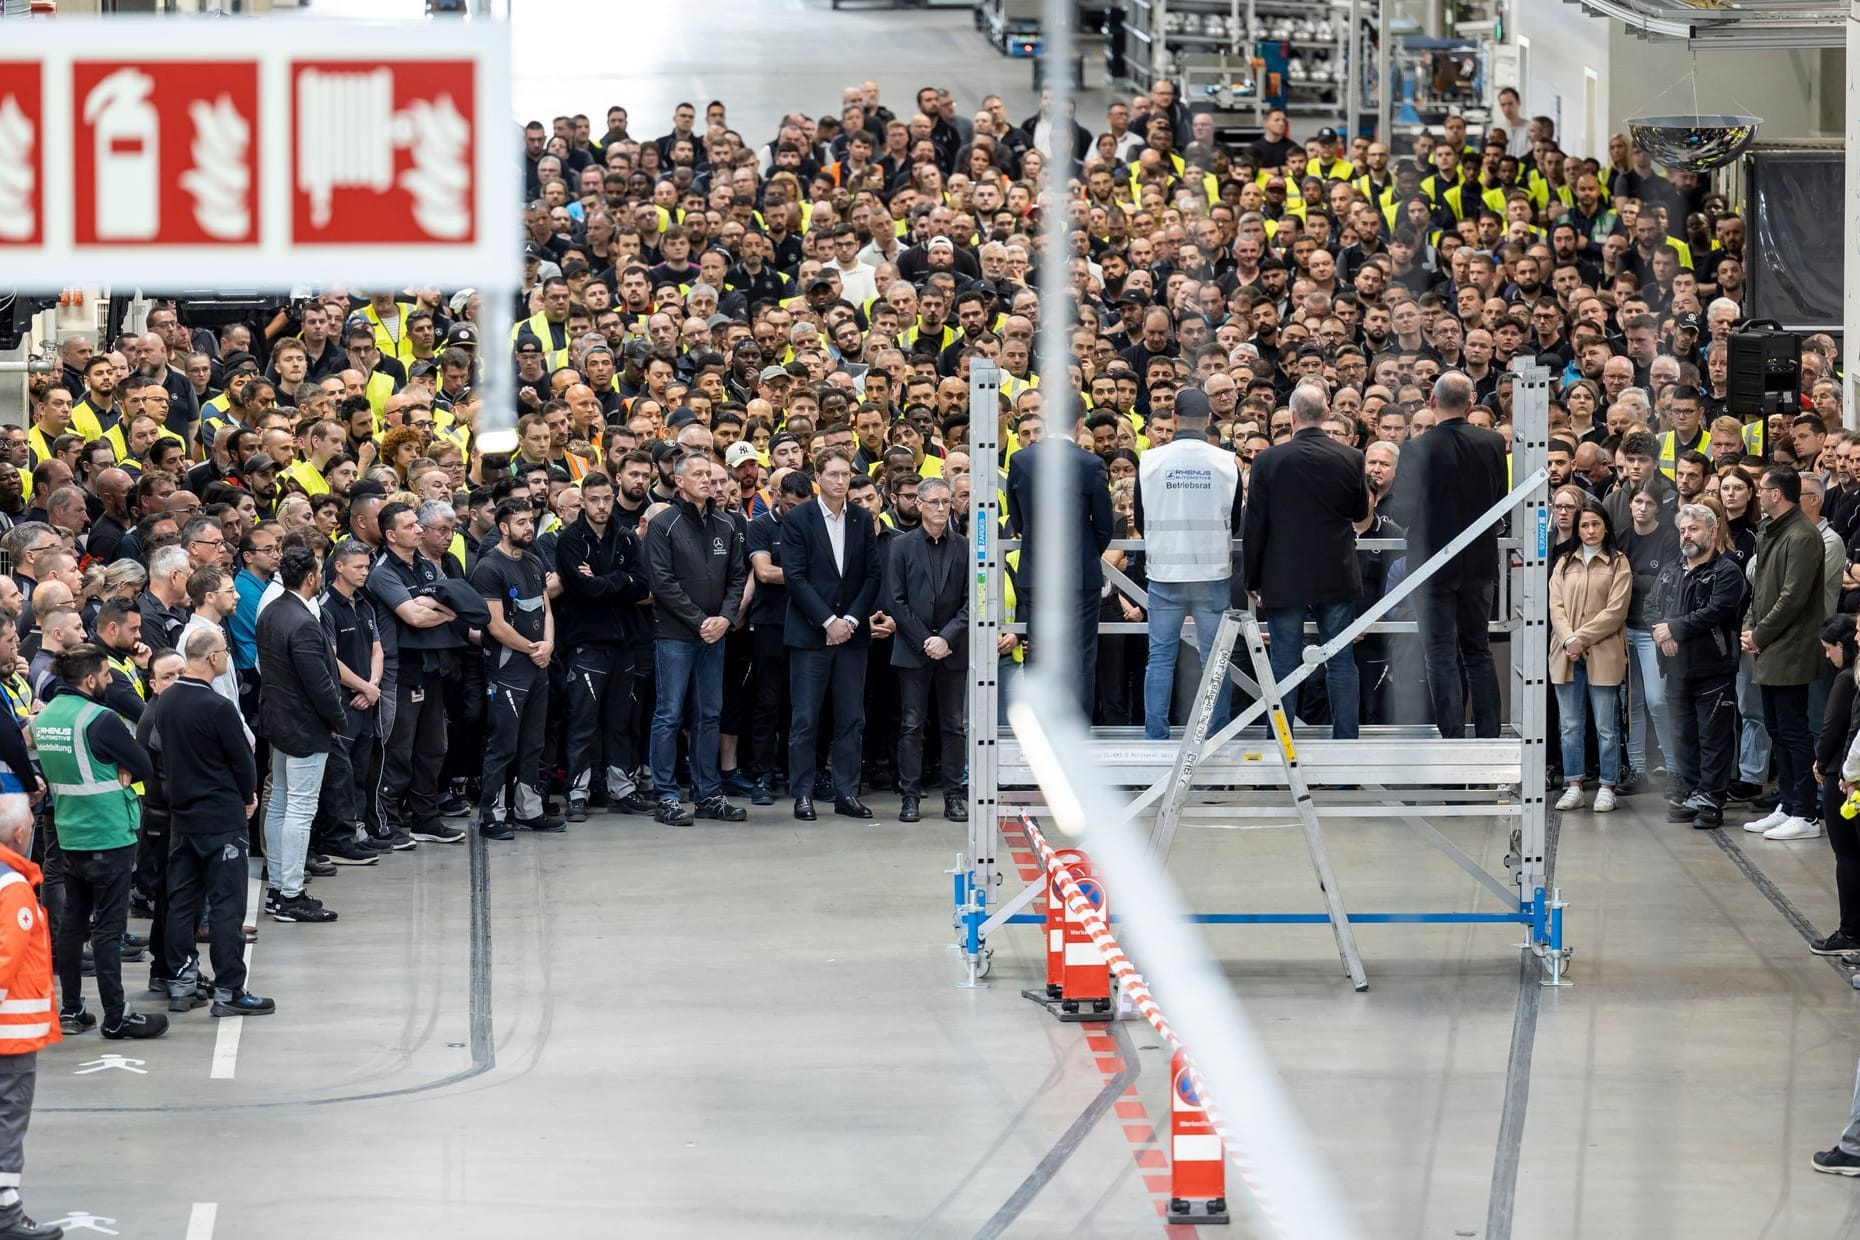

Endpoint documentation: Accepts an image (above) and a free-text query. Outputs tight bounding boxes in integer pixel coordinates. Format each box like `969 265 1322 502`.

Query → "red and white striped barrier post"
1061 864 1112 1014
1020 813 1263 1231
1044 847 1092 999
1169 1047 1229 1223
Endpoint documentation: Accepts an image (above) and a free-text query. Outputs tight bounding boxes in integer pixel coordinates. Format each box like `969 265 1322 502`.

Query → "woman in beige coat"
1551 497 1634 812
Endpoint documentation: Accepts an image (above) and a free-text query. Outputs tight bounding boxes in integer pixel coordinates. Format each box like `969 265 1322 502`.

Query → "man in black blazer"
886 476 968 823
1244 380 1370 738
256 545 347 924
1389 371 1509 738
1006 426 1116 716
784 448 883 820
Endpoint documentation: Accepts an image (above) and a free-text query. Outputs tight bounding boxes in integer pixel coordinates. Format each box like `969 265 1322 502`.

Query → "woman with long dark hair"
1551 498 1633 812
1821 615 1860 953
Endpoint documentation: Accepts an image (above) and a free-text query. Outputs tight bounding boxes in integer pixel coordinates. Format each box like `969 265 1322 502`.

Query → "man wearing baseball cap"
726 441 771 520
1310 126 1354 181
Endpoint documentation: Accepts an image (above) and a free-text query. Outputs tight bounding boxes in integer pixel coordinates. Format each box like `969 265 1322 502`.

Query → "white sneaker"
1555 785 1585 811
1764 815 1824 841
1592 786 1617 813
1745 806 1792 834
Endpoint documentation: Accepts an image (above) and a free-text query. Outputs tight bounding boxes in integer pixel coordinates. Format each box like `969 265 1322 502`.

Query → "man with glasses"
343 325 400 422
884 476 968 823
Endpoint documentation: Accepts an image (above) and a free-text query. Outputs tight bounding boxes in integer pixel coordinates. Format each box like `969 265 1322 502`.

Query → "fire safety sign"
0 20 513 289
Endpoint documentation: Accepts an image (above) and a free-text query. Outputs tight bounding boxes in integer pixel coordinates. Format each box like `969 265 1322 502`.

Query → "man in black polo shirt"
365 502 465 846
470 500 563 840
316 540 385 862
743 469 812 805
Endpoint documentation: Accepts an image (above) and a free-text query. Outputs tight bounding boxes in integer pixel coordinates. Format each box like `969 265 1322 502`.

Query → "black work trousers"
789 645 867 802
480 662 548 824
163 828 248 1000
898 662 966 797
566 644 637 805
1023 588 1102 717
748 626 789 781
55 843 134 1024
382 659 447 836
1417 577 1501 739
141 810 173 986
1666 671 1736 807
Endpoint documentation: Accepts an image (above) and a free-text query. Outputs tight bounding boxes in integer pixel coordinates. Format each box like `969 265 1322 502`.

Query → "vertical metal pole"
1030 0 1078 709
1376 0 1392 144
1344 0 1362 140
968 364 1004 920
1512 364 1551 918
1846 1 1860 426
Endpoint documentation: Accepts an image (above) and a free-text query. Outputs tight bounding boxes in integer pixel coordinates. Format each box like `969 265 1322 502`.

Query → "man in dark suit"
886 476 968 824
1391 372 1510 738
1006 423 1116 716
256 545 347 924
1245 381 1371 737
784 448 883 820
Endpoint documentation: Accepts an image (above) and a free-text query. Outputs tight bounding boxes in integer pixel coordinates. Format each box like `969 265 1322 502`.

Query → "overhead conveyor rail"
952 361 1568 990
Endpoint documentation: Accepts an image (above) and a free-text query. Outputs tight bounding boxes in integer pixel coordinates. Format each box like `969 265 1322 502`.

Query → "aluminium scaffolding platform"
951 362 1566 991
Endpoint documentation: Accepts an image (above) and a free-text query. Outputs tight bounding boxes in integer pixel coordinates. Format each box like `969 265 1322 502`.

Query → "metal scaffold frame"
952 361 1568 990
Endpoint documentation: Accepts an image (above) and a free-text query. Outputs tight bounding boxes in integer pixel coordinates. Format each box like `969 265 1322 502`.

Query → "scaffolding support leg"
1236 611 1368 991
1147 608 1247 862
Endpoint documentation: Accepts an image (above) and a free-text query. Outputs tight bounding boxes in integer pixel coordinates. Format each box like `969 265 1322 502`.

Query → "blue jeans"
264 750 328 898
1624 626 1672 776
1264 601 1361 739
1736 653 1770 783
1143 578 1231 739
650 638 724 801
1555 665 1621 786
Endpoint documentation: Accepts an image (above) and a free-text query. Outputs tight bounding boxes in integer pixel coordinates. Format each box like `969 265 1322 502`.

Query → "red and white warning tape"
1020 812 1281 1233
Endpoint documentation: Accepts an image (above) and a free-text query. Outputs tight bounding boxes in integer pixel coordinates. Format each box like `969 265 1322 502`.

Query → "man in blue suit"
784 448 884 820
1006 421 1116 716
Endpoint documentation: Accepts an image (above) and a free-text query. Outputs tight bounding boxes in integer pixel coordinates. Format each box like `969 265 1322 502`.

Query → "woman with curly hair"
378 425 428 486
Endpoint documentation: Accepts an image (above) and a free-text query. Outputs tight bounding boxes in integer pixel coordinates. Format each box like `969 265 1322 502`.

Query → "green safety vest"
31 694 139 852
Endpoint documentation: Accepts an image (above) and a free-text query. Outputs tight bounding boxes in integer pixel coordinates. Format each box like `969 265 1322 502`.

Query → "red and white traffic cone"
1168 1048 1229 1225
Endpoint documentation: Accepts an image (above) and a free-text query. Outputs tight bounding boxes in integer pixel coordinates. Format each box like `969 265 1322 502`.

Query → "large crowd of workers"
7 67 1860 1234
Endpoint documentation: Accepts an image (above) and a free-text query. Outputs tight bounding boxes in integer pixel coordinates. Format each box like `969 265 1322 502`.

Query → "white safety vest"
1137 439 1238 583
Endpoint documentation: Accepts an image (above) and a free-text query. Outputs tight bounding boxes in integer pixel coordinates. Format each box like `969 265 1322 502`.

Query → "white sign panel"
0 18 515 289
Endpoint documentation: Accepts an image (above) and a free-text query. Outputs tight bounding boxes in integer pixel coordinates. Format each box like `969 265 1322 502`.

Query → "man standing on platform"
1245 381 1370 737
1135 388 1243 739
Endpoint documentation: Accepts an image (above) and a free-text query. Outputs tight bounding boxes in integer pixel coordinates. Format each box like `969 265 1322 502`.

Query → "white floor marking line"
186 1202 218 1239
208 877 262 1080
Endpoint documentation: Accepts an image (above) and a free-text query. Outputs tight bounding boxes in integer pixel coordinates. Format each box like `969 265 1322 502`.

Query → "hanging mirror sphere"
1627 115 1763 173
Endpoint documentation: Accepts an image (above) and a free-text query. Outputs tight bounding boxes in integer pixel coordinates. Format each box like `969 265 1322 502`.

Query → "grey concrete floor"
21 785 1860 1239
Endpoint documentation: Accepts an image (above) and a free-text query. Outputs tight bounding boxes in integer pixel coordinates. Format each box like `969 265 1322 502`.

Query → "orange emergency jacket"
0 844 58 1055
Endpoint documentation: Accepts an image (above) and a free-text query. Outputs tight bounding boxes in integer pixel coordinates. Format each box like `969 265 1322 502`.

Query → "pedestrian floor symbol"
74 1055 146 1075
45 1214 118 1234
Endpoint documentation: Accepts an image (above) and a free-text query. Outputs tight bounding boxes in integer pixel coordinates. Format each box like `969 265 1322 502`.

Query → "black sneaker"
270 893 338 923
211 991 277 1018
305 856 337 878
750 777 774 806
411 822 466 844
1812 931 1860 956
359 832 396 853
326 837 379 866
721 768 758 797
437 792 472 818
1727 780 1766 803
478 820 516 841
384 829 418 851
0 1213 66 1239
610 791 656 816
1665 802 1700 823
128 890 156 919
1692 804 1724 829
263 886 282 914
654 798 693 826
694 795 746 822
168 989 210 1013
59 1005 96 1035
1814 1147 1860 1176
101 1009 169 1040
566 801 590 823
515 814 568 833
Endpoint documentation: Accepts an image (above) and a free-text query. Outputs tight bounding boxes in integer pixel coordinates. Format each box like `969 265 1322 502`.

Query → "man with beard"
86 468 135 565
1654 503 1745 829
610 450 659 791
197 351 262 447
470 500 562 840
555 472 654 823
